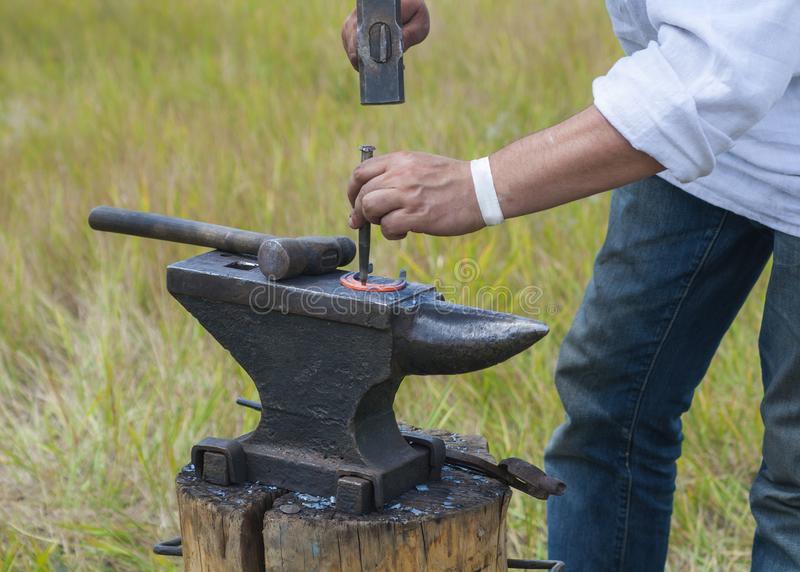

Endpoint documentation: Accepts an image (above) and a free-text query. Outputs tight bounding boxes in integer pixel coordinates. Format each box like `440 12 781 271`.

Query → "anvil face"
167 251 547 508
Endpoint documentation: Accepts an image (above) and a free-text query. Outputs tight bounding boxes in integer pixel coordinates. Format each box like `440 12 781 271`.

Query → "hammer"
358 0 404 105
88 206 356 281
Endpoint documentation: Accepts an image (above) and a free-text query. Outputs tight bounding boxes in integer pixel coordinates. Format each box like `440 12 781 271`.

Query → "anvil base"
191 429 439 514
240 438 431 510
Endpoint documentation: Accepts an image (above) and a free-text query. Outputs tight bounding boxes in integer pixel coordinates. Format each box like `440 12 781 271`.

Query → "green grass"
0 1 767 570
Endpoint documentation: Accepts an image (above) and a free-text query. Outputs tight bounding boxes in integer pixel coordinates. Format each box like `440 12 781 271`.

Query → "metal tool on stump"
358 0 404 105
167 249 550 513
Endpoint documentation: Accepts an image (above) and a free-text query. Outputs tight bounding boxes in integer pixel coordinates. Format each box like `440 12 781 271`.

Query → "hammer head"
358 0 404 105
168 251 547 509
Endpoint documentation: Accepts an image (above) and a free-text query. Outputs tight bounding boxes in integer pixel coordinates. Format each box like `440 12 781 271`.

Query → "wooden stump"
176 469 286 571
177 428 511 572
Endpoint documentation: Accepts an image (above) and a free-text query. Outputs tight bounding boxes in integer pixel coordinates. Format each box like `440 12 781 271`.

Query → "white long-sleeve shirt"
593 0 800 237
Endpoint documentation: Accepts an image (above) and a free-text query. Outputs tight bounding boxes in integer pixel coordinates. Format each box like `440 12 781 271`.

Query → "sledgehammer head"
358 0 404 104
257 236 356 280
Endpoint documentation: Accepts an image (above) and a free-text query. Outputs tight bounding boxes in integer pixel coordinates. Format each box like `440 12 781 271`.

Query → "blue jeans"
545 176 800 571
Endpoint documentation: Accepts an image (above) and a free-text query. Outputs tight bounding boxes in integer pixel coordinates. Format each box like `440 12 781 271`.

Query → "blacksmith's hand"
341 0 430 70
347 151 485 240
347 107 666 241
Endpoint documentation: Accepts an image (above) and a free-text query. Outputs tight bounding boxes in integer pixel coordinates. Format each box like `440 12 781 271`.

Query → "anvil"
168 250 548 511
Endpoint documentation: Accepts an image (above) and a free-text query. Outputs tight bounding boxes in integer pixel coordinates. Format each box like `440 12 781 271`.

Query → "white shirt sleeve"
593 1 800 183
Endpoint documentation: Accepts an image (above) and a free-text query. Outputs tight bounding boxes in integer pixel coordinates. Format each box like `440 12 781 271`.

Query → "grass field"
0 1 770 570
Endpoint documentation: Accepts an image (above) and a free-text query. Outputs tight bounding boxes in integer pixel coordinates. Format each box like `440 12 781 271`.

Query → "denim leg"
751 231 800 571
545 176 773 571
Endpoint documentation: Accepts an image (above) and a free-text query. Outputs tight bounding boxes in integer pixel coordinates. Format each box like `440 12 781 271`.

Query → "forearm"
491 105 664 219
346 105 665 239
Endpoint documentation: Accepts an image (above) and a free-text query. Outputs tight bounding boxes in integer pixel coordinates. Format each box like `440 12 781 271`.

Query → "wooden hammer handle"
89 206 357 280
89 206 269 255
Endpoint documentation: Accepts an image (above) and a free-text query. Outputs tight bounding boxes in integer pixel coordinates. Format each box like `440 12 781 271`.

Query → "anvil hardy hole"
225 260 258 271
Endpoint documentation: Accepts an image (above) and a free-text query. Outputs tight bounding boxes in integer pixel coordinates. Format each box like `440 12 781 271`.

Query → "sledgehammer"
88 206 356 281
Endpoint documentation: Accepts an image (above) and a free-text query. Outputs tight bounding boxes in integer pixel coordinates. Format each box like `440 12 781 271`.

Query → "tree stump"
176 428 511 572
176 469 286 571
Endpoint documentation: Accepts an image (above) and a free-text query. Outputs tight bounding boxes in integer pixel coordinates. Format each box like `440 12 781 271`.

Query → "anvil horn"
393 300 549 375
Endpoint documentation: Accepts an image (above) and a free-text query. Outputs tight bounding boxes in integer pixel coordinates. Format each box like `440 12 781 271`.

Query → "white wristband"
470 157 504 226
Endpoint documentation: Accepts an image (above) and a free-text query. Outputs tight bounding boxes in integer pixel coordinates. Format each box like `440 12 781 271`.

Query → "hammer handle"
89 206 270 255
89 206 357 280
